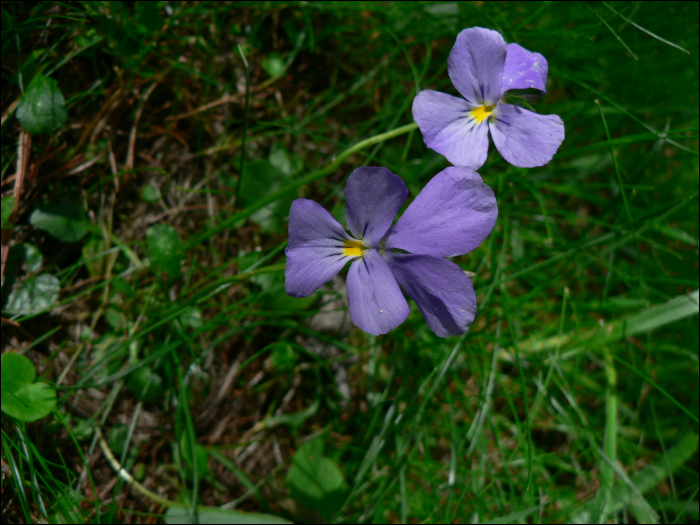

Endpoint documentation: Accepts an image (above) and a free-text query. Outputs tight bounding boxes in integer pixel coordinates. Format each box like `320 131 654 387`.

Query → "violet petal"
448 27 506 105
412 90 490 169
501 43 548 94
344 166 408 247
346 249 409 335
385 252 476 338
489 103 565 168
285 198 355 297
385 167 497 257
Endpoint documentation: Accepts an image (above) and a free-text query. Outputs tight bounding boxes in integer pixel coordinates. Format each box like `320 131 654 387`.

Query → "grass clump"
1 2 698 523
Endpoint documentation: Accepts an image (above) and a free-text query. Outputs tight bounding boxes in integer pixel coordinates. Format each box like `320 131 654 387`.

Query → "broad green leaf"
164 506 290 524
239 160 287 207
286 437 347 519
4 243 43 279
179 307 203 328
30 203 91 243
270 343 297 371
1 352 35 392
127 366 164 403
5 273 60 316
146 224 183 280
1 8 14 31
108 425 130 457
106 308 124 330
16 72 67 134
111 276 135 298
23 243 43 273
269 145 293 176
1 353 56 421
261 53 285 78
141 183 160 203
178 434 210 481
240 160 295 232
423 2 458 31
1 195 15 228
260 279 316 311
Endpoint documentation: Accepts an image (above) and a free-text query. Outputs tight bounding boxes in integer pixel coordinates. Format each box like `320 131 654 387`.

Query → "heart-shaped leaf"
146 224 183 280
1 353 56 421
1 195 15 228
30 203 91 243
16 73 67 134
127 366 165 403
4 273 60 316
286 437 347 519
240 160 295 232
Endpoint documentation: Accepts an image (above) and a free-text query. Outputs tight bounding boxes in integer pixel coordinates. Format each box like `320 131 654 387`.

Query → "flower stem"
187 122 418 248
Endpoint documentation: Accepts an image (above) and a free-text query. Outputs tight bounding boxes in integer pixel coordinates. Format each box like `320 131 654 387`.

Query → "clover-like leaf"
240 159 294 232
4 273 60 316
16 73 67 134
286 437 347 519
127 366 165 404
1 195 15 228
1 353 56 421
141 183 160 203
23 243 44 273
30 203 91 243
178 433 210 481
146 224 183 280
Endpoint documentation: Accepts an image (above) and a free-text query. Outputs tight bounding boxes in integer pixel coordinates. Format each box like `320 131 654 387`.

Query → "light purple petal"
501 43 548 94
344 167 407 247
448 27 506 105
346 249 409 335
384 252 476 338
489 103 565 168
285 199 355 297
412 90 490 169
385 167 497 257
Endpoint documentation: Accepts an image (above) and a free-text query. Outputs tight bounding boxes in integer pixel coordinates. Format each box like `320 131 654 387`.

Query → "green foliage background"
1 1 698 523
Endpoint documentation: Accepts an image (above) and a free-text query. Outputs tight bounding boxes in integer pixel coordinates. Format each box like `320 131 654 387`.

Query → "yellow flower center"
470 104 496 123
343 239 364 257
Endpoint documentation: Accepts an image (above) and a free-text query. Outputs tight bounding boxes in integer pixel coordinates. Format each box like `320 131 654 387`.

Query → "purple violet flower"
285 166 497 337
413 27 565 169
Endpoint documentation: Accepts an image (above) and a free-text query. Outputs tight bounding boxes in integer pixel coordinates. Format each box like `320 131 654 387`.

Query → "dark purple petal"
501 43 548 94
384 252 476 338
412 90 490 169
285 199 355 297
448 27 507 105
344 167 407 247
385 167 497 257
346 249 409 335
489 103 565 168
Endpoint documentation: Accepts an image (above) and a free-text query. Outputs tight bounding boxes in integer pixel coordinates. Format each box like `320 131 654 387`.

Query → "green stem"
187 123 418 249
594 347 618 523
